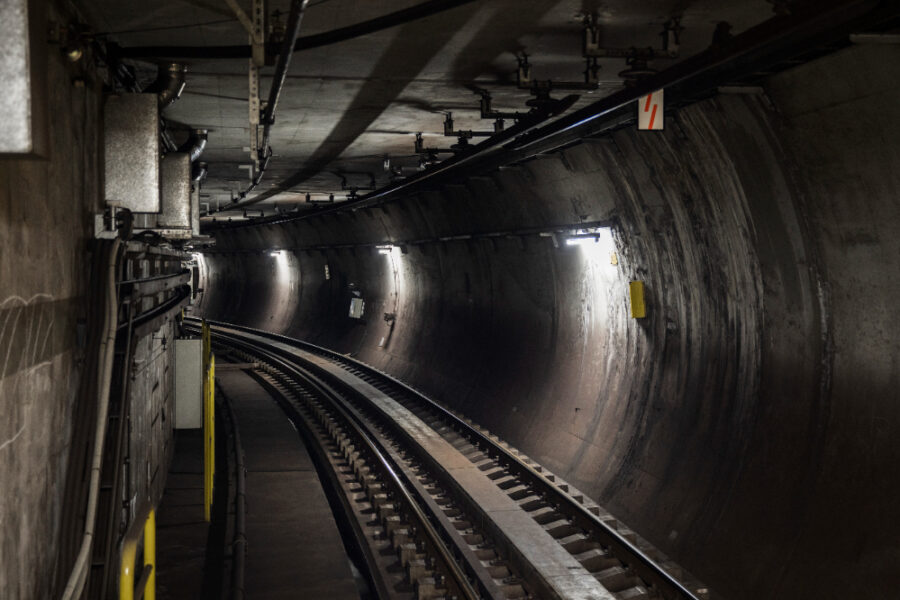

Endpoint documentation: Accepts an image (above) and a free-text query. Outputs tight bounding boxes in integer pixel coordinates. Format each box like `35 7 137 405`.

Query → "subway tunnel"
1 1 899 599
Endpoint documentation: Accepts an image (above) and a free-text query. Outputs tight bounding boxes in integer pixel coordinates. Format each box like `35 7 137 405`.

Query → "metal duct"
104 94 160 212
178 129 208 163
192 162 208 182
143 62 186 109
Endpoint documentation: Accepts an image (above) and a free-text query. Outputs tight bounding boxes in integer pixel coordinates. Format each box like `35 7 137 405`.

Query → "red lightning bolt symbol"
644 92 658 130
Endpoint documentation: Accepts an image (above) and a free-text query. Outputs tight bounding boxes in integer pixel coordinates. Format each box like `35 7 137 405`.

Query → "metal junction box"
104 94 160 212
191 186 201 236
158 152 192 238
0 0 48 156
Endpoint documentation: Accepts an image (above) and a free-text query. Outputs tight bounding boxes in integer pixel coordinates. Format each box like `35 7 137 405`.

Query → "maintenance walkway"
155 367 361 600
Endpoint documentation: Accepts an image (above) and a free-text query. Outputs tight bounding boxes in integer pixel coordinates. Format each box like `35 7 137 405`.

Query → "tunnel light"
565 228 615 249
376 245 393 255
269 250 282 257
566 227 618 269
566 235 601 246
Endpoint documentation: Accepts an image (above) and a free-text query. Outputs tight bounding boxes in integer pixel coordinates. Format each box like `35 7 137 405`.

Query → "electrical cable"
116 0 478 59
96 18 237 36
60 238 122 600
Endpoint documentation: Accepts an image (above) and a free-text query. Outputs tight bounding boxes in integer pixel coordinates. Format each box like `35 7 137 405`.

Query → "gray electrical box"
158 152 192 237
0 0 48 156
104 94 160 212
174 338 203 429
191 185 201 236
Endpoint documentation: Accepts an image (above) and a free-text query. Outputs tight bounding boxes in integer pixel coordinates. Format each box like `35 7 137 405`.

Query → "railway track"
184 318 708 600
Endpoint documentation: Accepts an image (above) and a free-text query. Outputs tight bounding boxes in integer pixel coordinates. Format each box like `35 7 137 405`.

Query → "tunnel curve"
197 43 900 600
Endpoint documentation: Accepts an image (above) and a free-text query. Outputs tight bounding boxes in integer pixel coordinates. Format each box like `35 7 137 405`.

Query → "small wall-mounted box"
630 281 647 319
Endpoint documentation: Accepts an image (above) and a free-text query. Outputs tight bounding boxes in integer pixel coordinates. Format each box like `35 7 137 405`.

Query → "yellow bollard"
120 539 137 600
204 353 215 521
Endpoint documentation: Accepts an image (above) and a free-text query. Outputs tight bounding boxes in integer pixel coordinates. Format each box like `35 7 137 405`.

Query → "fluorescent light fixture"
566 228 618 270
269 250 282 257
566 235 600 246
376 244 393 255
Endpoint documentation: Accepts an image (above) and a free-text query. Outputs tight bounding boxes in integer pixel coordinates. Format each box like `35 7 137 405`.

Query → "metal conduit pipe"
259 0 310 160
116 0 478 60
178 129 208 163
60 238 122 600
208 0 308 213
192 161 208 182
143 62 187 109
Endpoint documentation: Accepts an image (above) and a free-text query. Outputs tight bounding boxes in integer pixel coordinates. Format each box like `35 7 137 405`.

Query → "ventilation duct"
143 62 186 109
192 162 208 182
103 94 160 212
178 129 208 163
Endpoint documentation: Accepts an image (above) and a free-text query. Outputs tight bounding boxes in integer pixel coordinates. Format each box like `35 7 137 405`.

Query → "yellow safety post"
204 353 215 521
144 509 156 600
120 507 156 600
202 320 215 522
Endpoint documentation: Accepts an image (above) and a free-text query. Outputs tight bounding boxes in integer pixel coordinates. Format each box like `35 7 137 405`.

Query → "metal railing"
119 506 156 600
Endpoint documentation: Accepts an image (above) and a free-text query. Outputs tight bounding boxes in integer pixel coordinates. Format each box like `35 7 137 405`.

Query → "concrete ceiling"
83 0 772 219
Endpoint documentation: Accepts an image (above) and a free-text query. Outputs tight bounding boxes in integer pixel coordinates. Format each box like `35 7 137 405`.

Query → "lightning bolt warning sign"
638 90 664 131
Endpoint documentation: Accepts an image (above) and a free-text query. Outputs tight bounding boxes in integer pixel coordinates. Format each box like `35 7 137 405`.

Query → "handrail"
120 506 156 600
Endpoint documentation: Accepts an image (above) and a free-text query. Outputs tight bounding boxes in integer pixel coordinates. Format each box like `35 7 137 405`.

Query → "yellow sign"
630 281 647 318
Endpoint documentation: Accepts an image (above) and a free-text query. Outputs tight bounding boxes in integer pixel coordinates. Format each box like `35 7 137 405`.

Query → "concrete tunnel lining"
196 42 900 600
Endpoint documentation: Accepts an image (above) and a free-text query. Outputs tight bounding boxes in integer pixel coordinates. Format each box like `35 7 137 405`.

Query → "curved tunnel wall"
198 44 900 599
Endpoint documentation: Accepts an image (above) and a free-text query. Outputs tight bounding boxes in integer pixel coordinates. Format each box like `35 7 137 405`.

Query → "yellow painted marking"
630 281 646 319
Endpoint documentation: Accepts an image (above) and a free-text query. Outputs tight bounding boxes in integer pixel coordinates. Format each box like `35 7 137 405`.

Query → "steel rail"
187 323 484 600
187 317 702 599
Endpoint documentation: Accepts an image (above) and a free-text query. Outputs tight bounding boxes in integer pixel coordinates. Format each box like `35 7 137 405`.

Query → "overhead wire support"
259 0 310 164
202 0 480 217
214 0 310 215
